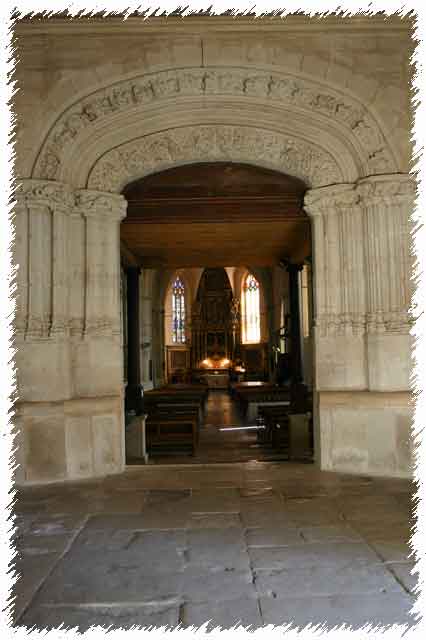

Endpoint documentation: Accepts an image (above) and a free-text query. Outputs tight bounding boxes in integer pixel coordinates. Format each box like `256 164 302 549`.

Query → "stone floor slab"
29 514 86 535
185 543 250 572
19 603 180 631
32 551 186 605
182 568 256 604
187 513 241 529
187 527 245 547
249 542 381 570
11 552 62 622
259 592 418 630
14 533 73 556
246 527 304 547
387 563 419 595
254 564 405 598
299 525 363 543
369 540 415 563
182 596 262 630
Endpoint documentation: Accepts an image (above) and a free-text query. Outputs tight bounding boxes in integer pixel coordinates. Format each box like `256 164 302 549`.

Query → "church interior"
10 11 419 633
121 162 314 466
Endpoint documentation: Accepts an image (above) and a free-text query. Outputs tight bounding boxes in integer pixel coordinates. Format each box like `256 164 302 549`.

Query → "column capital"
356 173 417 206
75 189 127 221
14 178 75 212
303 183 358 216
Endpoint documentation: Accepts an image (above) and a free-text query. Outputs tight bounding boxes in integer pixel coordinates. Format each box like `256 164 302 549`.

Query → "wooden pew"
233 384 290 421
258 384 312 455
144 385 208 415
145 412 198 455
258 405 291 450
148 406 200 446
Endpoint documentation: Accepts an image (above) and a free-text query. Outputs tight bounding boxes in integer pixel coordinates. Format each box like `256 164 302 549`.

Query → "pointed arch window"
172 276 186 343
242 273 261 344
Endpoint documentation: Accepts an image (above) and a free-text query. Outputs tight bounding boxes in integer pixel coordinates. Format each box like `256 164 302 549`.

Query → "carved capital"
356 174 417 207
14 179 75 213
303 183 359 216
75 189 127 221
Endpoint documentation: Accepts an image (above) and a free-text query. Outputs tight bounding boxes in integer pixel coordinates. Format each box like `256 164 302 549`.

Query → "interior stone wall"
12 16 415 483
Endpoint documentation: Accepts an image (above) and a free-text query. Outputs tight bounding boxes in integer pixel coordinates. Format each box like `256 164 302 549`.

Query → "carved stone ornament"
14 180 128 220
304 173 416 215
14 179 75 211
32 66 397 181
87 124 342 192
314 312 366 338
303 183 360 215
356 174 417 206
74 189 127 220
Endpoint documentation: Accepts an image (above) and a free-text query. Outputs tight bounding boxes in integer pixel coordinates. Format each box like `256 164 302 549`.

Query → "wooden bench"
148 406 200 446
258 405 291 449
145 413 198 455
233 385 291 421
258 384 312 455
145 385 208 415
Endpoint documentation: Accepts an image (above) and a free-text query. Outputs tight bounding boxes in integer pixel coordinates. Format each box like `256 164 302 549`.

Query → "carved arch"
30 65 398 189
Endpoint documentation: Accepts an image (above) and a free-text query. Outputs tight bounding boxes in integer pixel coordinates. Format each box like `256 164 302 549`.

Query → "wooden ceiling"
121 163 310 268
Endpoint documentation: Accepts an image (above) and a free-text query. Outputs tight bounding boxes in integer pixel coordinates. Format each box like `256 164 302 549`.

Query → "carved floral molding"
87 124 342 191
32 66 397 182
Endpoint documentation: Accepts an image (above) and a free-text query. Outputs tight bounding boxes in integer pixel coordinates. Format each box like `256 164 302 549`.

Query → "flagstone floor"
10 463 420 633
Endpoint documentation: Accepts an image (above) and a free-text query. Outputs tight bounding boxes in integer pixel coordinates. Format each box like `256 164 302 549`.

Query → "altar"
200 369 230 389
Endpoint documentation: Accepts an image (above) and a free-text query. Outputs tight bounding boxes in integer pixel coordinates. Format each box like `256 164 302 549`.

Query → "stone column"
14 179 74 400
13 179 74 484
286 263 303 383
125 266 144 413
65 189 128 481
357 174 415 391
72 190 127 396
304 184 367 391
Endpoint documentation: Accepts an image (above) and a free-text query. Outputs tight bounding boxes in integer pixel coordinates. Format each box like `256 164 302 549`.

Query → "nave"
130 390 299 465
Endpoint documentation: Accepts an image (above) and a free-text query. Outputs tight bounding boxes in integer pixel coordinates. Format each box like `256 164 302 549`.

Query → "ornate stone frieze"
88 124 341 192
32 66 396 181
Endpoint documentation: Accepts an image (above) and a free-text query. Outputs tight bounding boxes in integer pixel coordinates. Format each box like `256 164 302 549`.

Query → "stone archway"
14 66 415 484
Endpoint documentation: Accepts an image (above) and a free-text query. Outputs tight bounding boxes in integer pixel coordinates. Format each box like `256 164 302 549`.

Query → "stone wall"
12 15 415 483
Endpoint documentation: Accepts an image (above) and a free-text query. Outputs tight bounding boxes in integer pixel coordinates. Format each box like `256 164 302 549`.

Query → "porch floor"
11 463 418 632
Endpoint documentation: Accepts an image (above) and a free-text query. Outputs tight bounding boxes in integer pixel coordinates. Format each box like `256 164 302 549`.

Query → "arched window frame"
172 276 186 344
241 272 261 344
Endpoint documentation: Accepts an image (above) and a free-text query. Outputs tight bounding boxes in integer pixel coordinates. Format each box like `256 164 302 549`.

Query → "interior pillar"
125 266 144 414
286 263 303 383
304 176 415 478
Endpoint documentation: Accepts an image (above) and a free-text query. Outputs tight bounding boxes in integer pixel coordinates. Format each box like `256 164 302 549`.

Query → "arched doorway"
15 63 413 483
120 161 313 464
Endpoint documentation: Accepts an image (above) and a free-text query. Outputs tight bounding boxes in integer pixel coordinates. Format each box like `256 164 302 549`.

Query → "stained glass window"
242 273 260 343
172 277 186 343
